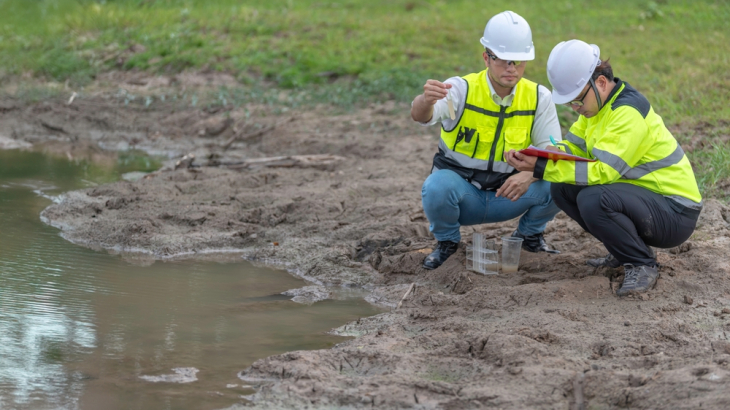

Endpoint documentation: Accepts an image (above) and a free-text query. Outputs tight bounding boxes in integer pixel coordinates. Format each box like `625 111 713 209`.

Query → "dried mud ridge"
7 86 730 409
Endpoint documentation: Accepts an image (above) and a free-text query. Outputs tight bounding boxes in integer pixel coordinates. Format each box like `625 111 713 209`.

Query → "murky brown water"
0 149 382 410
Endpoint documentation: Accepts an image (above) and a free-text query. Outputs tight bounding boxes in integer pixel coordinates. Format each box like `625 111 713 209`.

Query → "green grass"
689 141 730 200
0 0 728 199
0 0 728 122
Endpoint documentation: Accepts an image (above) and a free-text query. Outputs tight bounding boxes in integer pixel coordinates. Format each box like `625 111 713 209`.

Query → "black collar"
603 78 624 107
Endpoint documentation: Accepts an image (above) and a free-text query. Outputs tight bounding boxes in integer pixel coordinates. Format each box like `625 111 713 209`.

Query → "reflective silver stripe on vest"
624 145 685 180
667 195 703 211
438 139 516 173
575 161 588 185
565 131 587 152
556 142 572 155
493 161 515 173
592 144 685 180
592 148 631 176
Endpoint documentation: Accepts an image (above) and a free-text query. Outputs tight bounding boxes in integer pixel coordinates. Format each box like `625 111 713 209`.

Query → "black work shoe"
587 253 621 268
423 241 459 270
511 230 560 254
616 264 659 296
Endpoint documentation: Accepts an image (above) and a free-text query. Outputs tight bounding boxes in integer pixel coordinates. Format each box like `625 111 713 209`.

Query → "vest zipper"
487 106 507 171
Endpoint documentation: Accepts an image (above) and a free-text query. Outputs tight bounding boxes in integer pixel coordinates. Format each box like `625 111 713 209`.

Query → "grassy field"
0 0 728 197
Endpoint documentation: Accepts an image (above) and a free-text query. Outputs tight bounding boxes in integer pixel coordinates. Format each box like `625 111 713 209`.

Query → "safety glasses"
565 84 591 107
565 78 604 110
485 50 525 68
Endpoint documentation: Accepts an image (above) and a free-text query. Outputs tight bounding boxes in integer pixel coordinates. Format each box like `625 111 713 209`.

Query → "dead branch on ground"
396 283 416 310
220 154 345 170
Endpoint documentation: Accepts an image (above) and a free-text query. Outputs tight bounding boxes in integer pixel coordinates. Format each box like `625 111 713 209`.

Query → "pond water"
0 149 382 410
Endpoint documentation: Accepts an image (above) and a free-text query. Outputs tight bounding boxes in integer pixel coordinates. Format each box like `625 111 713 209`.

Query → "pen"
549 135 557 146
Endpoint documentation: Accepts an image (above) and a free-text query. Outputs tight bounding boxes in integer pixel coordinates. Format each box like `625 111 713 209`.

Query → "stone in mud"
0 135 32 150
282 285 330 305
139 367 198 383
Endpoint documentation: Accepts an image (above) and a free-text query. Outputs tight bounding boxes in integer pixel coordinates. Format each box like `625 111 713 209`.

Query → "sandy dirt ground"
6 74 730 409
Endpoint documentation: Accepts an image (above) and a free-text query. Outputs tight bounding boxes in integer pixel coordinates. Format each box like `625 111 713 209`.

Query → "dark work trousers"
550 182 701 266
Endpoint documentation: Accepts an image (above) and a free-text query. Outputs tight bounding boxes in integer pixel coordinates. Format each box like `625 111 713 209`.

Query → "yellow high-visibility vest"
439 69 538 174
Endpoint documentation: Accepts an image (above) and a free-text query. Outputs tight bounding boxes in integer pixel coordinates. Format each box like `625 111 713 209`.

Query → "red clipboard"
518 146 596 162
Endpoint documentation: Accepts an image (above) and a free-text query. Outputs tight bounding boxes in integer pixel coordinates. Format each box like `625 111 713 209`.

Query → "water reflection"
0 149 382 410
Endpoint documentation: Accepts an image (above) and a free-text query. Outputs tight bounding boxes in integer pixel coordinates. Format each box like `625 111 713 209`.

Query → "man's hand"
496 171 537 201
411 80 452 123
422 79 451 105
505 149 538 172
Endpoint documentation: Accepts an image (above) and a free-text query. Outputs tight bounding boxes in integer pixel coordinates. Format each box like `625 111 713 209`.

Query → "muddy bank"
7 79 730 409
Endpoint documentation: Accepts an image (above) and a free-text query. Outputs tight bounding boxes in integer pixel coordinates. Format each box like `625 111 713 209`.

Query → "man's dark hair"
592 59 614 82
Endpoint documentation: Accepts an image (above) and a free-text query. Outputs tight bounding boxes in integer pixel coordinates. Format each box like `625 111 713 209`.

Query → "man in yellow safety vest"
411 10 563 270
507 39 703 296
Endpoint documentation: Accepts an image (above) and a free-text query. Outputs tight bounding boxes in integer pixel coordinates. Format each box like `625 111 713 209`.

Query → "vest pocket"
452 126 491 158
503 128 529 154
466 126 494 159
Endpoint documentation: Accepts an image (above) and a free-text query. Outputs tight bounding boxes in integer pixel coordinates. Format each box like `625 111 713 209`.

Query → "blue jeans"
421 169 561 243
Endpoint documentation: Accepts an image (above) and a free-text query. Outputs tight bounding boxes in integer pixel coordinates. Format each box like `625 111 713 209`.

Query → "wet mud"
7 76 730 409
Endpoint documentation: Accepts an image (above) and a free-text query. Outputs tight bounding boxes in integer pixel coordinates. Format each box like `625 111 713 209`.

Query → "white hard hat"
479 11 535 61
547 40 601 104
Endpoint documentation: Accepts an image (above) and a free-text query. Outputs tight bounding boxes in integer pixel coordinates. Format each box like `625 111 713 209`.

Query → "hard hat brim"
480 37 535 61
551 85 586 105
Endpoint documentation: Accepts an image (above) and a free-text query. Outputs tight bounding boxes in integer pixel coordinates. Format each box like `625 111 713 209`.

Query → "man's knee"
550 182 580 209
530 179 551 196
550 182 569 202
422 170 463 210
423 170 461 196
576 186 624 232
578 185 624 216
576 186 604 214
529 180 557 204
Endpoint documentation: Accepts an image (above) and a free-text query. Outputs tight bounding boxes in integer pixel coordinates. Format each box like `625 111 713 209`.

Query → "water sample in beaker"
501 236 523 273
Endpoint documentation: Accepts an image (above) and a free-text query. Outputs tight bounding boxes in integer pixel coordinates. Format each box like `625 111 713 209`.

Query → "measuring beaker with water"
501 236 523 273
